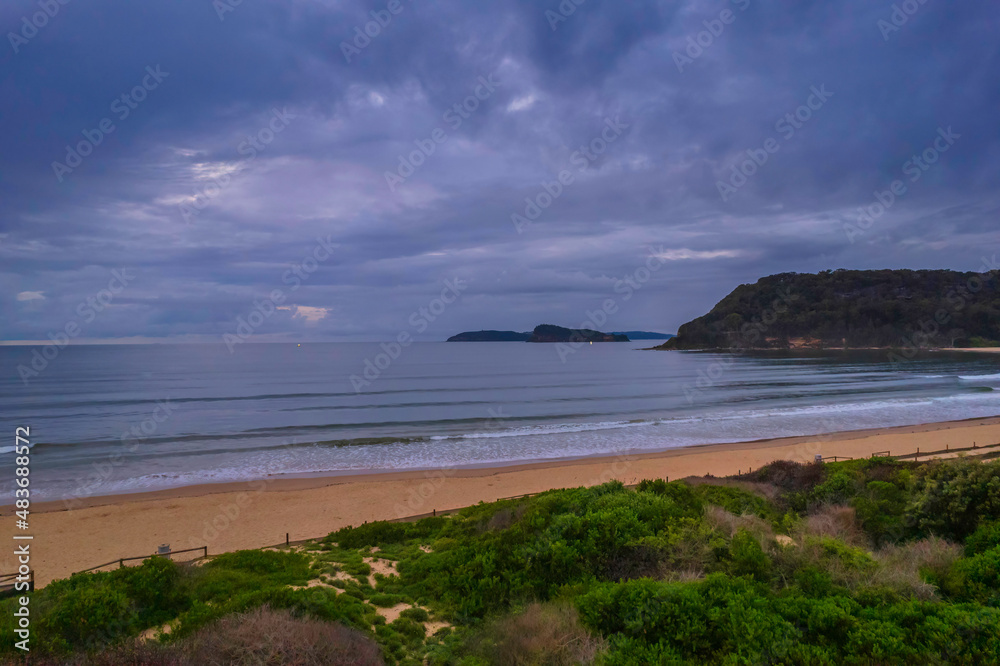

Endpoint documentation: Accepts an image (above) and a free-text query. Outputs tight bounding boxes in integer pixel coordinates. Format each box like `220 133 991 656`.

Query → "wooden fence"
73 545 208 576
0 570 32 599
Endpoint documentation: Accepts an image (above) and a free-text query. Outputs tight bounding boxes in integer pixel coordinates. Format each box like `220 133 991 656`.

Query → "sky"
1 0 998 344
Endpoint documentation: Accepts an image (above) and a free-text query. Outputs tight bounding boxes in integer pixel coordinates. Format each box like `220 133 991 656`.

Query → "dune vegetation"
3 456 1000 664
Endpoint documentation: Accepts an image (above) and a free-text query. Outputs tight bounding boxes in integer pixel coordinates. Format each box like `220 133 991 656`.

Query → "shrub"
952 548 1000 604
727 529 772 579
800 505 867 548
399 606 429 622
965 520 1000 556
180 606 383 665
905 459 1000 541
462 603 605 666
873 537 963 600
693 484 774 520
811 470 861 505
369 593 403 608
203 550 311 583
852 480 907 544
25 558 188 653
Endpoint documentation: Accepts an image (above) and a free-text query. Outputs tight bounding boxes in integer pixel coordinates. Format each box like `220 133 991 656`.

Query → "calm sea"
1 343 998 501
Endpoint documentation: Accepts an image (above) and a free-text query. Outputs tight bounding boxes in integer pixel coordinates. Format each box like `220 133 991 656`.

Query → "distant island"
446 330 532 342
658 268 1000 351
448 324 635 343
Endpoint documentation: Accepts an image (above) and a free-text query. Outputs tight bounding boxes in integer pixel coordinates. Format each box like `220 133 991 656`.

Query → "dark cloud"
1 0 998 347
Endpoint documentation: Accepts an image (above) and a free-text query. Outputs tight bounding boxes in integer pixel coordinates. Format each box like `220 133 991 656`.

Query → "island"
447 325 631 343
528 324 629 343
446 330 532 342
657 268 1000 350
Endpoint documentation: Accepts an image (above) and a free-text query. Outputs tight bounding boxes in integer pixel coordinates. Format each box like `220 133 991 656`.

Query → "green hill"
528 324 629 343
659 269 1000 350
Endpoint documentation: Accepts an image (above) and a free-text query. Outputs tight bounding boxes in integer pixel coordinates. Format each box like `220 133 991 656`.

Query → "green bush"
693 484 772 519
852 480 907 544
965 520 1000 556
399 606 429 622
906 459 1000 541
811 470 862 505
727 530 772 579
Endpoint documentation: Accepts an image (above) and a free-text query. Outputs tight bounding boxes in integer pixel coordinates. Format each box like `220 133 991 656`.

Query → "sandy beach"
7 416 1000 587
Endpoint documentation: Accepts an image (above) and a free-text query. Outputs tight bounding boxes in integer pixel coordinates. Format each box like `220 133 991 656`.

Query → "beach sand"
7 417 1000 587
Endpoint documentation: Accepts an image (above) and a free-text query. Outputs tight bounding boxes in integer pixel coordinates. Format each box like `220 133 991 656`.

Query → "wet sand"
7 416 1000 587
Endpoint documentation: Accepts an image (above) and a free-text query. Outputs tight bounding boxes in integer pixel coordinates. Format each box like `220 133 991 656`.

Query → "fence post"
119 559 123 569
203 546 208 559
286 533 289 546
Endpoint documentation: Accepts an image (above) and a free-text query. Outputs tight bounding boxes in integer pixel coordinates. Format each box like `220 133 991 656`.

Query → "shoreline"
9 416 1000 586
27 414 1000 513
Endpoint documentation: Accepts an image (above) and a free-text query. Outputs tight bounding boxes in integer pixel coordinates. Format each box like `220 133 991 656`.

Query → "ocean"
1 343 998 501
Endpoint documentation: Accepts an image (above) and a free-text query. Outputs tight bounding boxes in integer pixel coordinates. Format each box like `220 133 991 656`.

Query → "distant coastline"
447 325 673 343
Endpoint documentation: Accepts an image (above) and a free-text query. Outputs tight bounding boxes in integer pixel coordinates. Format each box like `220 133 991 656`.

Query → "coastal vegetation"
659 269 1000 350
3 455 1000 664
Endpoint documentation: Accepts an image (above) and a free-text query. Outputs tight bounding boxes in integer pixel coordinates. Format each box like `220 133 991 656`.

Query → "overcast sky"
1 0 997 344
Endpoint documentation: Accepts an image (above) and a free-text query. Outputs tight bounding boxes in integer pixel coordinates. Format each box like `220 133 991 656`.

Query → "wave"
0 440 36 455
429 419 658 441
959 373 1000 380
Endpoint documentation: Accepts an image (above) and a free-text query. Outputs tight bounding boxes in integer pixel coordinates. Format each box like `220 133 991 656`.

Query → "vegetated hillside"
659 269 1000 350
528 324 629 343
612 331 675 340
446 330 532 342
5 456 1000 664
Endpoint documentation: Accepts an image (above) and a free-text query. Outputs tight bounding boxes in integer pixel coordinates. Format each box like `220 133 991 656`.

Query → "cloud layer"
2 0 998 344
